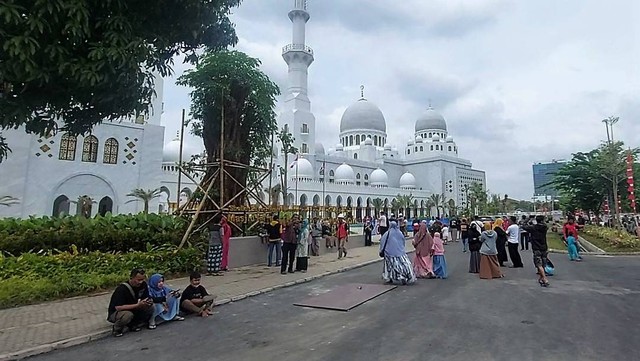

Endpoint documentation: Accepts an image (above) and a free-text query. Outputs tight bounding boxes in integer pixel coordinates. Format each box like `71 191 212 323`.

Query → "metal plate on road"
294 283 396 311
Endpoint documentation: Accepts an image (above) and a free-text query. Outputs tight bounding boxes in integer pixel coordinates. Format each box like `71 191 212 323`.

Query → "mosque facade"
272 0 486 220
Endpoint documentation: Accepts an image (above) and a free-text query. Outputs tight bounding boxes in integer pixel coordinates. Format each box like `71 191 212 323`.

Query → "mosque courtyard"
29 247 640 361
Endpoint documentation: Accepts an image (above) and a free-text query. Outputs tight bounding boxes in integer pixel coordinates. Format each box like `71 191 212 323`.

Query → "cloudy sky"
161 0 640 200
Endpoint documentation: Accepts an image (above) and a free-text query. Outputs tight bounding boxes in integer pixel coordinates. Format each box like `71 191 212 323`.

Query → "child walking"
431 232 448 279
441 225 450 245
566 236 582 261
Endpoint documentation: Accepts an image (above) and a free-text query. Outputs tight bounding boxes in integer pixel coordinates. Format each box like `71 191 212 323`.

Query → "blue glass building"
532 160 566 196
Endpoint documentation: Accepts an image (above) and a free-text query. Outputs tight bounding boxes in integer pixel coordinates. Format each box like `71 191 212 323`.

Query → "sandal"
148 324 157 330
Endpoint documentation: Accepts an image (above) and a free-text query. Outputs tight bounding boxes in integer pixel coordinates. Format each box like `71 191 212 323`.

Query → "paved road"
30 247 640 361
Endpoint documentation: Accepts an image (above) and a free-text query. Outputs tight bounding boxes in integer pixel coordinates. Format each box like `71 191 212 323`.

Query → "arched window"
356 173 361 179
415 146 418 152
430 145 434 151
59 133 77 161
98 196 113 216
52 195 70 217
354 153 358 159
407 149 411 154
420 146 424 151
82 135 99 162
356 135 360 145
103 138 118 164
364 174 369 180
362 134 366 142
448 146 452 151
349 135 353 146
428 133 432 138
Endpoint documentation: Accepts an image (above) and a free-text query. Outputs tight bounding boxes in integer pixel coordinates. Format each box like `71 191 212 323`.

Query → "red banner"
627 150 636 212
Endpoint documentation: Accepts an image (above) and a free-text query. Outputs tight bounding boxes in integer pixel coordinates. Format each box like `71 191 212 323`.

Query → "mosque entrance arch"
356 197 363 221
312 194 320 218
98 196 113 216
52 195 70 217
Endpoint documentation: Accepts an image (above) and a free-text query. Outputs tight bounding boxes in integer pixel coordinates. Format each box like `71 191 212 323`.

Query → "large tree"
178 50 279 208
0 0 241 161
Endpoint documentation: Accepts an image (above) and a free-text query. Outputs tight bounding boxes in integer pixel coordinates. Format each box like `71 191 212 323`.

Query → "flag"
289 154 299 169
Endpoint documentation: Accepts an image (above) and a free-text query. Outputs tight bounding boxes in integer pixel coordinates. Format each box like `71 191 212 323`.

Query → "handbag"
379 233 390 258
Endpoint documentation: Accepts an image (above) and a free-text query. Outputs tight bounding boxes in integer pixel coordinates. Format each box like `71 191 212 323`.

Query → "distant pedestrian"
322 219 335 248
380 221 416 285
221 216 231 272
281 214 300 274
460 218 469 252
431 232 448 279
441 225 450 245
468 216 483 273
310 217 322 255
450 217 459 242
266 215 282 267
364 218 373 246
378 211 389 235
518 215 530 250
479 222 504 279
493 218 509 267
412 222 434 278
296 219 310 272
206 214 224 276
507 216 524 268
336 214 349 259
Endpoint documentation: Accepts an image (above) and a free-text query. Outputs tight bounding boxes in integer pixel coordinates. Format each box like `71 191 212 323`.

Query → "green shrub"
0 246 204 308
0 213 204 255
583 225 640 249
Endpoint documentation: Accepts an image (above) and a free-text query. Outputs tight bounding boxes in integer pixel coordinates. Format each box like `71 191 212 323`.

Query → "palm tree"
391 198 401 216
426 199 435 217
0 195 19 207
371 198 384 214
126 188 163 214
429 194 443 218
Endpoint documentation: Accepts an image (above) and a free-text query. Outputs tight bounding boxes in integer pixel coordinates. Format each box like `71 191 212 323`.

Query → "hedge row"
0 213 199 255
0 246 204 309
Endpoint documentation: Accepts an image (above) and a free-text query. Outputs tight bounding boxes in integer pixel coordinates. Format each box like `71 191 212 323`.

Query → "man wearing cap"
336 214 349 259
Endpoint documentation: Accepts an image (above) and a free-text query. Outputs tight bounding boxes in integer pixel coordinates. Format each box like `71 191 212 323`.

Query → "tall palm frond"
126 188 163 214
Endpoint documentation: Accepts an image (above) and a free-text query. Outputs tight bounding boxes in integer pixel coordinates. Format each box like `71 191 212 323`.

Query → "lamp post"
602 116 620 226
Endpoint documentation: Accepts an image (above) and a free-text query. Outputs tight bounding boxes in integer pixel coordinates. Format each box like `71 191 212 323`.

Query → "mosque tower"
280 0 316 161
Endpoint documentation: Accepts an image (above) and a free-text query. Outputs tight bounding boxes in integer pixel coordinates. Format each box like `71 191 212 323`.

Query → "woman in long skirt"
220 216 232 271
296 219 310 272
479 222 504 279
412 222 434 278
380 221 416 285
207 217 224 276
493 218 509 267
468 220 482 273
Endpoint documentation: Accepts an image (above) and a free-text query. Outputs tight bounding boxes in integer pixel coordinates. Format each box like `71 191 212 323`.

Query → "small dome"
370 168 389 187
340 98 387 133
292 158 314 179
315 142 325 155
384 143 392 151
364 137 373 145
163 135 198 163
399 172 417 189
407 138 414 145
446 135 454 143
415 106 447 132
432 134 441 142
335 163 355 184
335 143 344 151
415 136 423 143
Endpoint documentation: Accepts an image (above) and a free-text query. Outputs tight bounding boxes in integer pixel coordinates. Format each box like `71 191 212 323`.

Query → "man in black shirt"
180 272 216 317
107 268 154 337
523 215 550 287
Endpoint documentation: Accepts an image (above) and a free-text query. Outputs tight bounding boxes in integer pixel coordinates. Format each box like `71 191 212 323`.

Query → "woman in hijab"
380 221 416 285
295 218 310 272
493 218 509 267
412 221 434 278
220 216 232 272
479 222 504 279
148 273 184 329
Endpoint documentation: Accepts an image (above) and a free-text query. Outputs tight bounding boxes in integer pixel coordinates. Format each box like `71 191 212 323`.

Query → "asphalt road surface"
31 246 640 361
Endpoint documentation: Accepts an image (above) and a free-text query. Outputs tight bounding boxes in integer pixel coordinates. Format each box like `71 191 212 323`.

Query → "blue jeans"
268 241 281 266
462 237 469 252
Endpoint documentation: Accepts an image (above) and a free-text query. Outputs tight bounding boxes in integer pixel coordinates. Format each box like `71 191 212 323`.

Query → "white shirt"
441 226 450 240
379 215 388 227
506 224 520 244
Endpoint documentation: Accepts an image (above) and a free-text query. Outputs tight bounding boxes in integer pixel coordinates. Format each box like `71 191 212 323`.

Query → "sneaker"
112 327 124 337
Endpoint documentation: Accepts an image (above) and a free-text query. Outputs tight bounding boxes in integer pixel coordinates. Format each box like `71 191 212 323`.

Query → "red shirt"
563 223 578 238
337 222 348 239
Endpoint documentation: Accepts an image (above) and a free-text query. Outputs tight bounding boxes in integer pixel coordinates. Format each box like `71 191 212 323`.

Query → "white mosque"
270 0 486 220
0 0 485 220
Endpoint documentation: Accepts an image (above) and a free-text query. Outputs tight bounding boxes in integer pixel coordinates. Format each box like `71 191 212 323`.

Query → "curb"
548 248 640 256
0 257 382 361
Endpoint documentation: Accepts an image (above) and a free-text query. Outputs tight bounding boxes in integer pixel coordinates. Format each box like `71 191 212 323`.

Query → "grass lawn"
546 231 567 251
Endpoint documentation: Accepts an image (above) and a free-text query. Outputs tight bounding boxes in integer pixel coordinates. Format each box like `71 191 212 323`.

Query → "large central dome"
340 98 386 133
415 106 447 132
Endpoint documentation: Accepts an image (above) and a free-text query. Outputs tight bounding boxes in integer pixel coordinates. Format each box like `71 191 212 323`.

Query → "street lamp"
602 116 621 226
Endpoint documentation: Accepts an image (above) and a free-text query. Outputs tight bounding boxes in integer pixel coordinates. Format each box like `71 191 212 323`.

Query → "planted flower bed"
581 225 640 252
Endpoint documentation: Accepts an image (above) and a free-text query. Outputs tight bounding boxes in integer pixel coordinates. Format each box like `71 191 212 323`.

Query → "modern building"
532 160 566 197
267 0 486 219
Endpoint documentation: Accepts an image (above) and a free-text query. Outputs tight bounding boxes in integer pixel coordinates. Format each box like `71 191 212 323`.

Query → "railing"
282 43 314 56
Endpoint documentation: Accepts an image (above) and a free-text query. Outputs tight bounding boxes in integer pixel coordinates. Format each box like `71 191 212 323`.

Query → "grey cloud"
392 69 475 110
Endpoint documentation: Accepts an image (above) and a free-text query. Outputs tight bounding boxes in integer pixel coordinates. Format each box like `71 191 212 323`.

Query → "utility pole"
602 116 620 226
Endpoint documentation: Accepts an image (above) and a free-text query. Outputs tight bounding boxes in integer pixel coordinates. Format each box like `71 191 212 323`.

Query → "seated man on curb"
107 268 154 337
180 272 216 317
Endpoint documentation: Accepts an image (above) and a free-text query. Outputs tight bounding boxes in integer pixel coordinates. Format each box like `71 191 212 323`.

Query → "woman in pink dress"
221 216 232 271
412 222 434 278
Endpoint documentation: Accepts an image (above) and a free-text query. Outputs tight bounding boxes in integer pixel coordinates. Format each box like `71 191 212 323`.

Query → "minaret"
280 0 316 160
